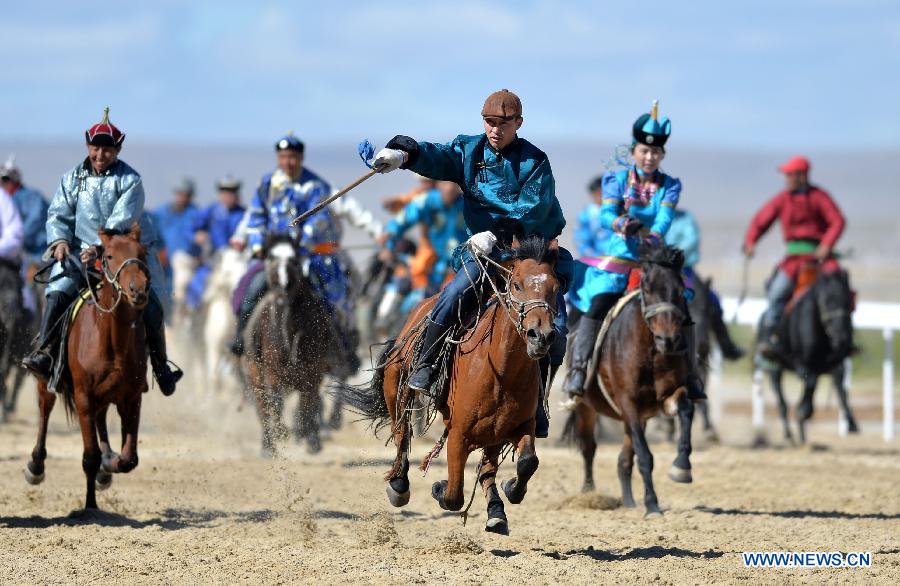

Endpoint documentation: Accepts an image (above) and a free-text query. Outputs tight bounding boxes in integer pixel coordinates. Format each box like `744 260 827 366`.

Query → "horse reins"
468 247 558 337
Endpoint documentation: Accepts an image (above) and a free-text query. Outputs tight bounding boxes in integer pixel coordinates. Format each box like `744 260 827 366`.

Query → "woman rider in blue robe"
370 89 572 438
562 101 706 408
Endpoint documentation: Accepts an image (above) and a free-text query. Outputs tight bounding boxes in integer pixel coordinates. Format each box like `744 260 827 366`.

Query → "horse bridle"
501 285 559 335
88 255 151 313
468 248 558 337
639 273 686 347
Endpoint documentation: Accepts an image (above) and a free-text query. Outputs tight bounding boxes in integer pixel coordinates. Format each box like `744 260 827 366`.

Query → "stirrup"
559 393 583 412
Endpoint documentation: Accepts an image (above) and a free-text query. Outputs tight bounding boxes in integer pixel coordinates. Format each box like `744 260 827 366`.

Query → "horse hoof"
668 465 692 484
24 466 44 486
622 498 637 509
96 472 113 491
306 438 322 455
501 478 525 505
704 428 720 443
644 510 664 519
431 480 448 508
385 484 410 507
485 517 509 535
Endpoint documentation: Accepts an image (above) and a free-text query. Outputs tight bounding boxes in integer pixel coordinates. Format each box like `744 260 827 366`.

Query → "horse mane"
639 241 684 272
505 235 558 265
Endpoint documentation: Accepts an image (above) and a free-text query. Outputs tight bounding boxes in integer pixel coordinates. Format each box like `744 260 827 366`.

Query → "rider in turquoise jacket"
370 89 572 438
563 101 706 408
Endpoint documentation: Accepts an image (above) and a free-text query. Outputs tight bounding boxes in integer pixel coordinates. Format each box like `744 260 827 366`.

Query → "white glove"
372 148 407 173
467 231 497 256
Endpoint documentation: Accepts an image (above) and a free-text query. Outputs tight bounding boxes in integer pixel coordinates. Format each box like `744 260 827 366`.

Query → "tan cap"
481 89 522 119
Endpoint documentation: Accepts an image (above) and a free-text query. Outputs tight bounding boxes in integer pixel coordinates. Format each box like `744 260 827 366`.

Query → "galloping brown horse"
565 243 695 516
344 236 559 535
26 224 151 510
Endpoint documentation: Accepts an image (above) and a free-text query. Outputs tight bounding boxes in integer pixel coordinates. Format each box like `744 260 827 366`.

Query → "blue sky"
2 1 898 149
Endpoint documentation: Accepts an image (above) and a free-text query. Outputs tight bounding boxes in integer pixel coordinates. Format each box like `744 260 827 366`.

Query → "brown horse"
242 235 330 456
25 224 151 510
564 243 695 516
343 236 559 535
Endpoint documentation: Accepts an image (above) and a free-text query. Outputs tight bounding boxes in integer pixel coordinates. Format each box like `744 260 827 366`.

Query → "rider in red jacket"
743 156 846 358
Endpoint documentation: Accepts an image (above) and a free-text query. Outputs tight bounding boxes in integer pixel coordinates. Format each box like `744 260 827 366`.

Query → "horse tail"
560 410 578 446
333 338 395 432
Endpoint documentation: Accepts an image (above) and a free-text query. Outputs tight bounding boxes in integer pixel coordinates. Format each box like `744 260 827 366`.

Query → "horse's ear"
511 235 521 249
128 222 142 242
97 229 111 246
548 239 559 252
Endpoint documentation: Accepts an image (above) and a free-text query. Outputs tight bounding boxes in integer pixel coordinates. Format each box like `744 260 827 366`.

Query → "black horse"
763 269 858 444
242 234 332 456
0 258 31 421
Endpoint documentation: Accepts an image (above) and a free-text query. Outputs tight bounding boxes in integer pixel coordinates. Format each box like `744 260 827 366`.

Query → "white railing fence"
720 297 898 442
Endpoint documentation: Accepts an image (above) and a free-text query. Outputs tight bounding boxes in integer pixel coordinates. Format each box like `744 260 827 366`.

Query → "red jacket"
744 185 845 250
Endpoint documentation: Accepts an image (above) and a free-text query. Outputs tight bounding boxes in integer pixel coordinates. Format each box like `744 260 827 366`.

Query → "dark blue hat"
275 132 304 153
632 100 671 147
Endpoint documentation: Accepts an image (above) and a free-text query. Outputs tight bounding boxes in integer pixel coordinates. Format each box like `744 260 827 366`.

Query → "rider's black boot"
562 317 602 408
407 319 450 393
21 292 69 382
144 297 182 396
711 306 745 360
230 301 253 356
756 319 781 361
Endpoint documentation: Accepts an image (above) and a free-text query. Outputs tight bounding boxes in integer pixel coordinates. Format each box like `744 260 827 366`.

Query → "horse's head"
638 241 687 355
263 234 304 292
816 270 854 356
500 236 560 360
97 223 150 308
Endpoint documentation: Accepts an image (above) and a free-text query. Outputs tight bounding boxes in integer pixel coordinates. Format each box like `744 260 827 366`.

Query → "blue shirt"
154 202 199 254
192 202 246 252
574 202 612 258
9 185 48 256
245 167 337 253
385 189 467 287
666 209 700 268
401 134 565 240
595 165 681 262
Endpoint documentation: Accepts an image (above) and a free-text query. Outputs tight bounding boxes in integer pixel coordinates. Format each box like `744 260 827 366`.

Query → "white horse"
202 247 248 394
169 249 198 329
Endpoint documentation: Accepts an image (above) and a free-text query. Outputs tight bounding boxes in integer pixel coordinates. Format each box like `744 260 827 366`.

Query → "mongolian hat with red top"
85 106 125 147
777 155 811 174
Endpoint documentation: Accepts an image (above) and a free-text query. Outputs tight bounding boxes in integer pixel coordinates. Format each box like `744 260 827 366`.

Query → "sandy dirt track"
0 367 897 585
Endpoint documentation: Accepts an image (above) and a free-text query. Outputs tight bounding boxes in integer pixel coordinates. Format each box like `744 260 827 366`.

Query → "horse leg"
253 385 277 457
617 423 636 508
696 400 718 442
77 402 102 510
328 384 343 430
479 446 508 535
768 368 793 444
105 395 141 474
296 386 322 454
832 364 859 433
796 375 817 444
501 433 539 505
25 382 55 485
95 406 115 491
668 391 695 483
432 431 469 511
573 403 597 492
628 419 661 516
